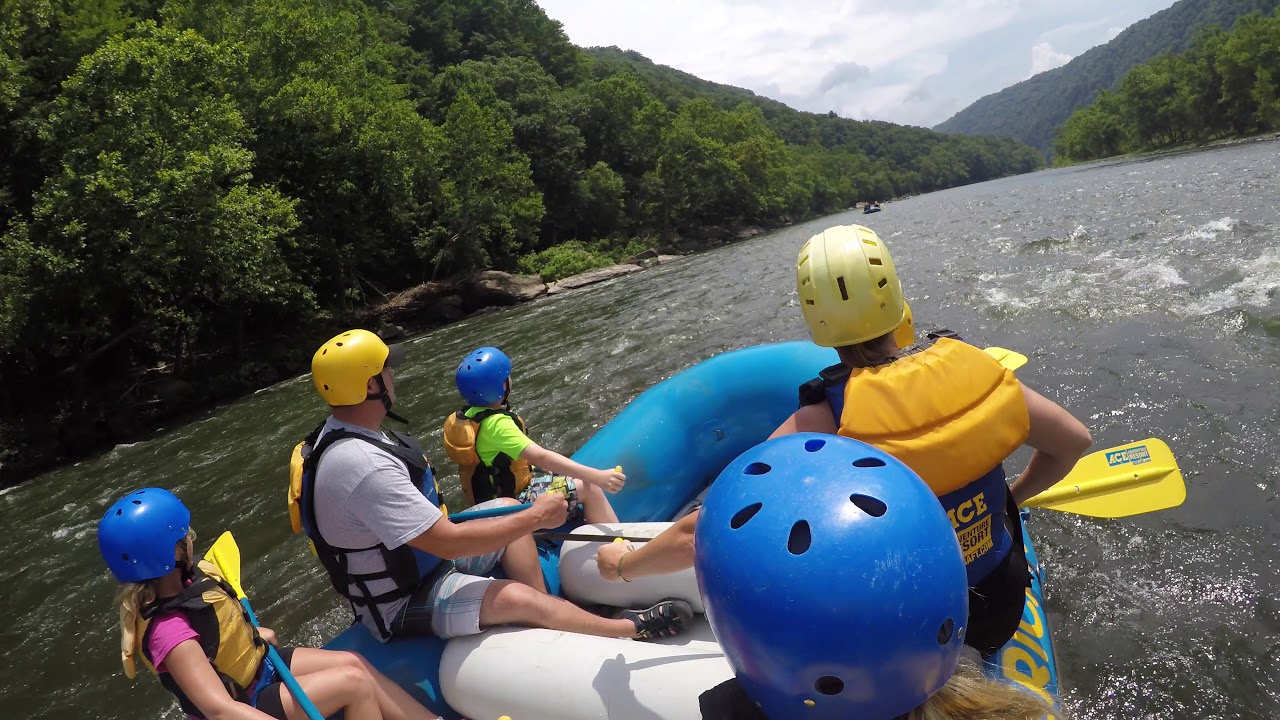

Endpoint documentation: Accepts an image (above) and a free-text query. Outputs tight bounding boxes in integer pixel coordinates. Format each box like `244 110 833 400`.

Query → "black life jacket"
294 421 446 640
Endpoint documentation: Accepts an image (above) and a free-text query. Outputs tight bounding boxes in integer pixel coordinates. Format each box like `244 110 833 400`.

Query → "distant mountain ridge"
934 0 1280 154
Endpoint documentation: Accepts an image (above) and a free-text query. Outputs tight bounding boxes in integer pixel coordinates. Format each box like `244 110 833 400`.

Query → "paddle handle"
238 598 325 720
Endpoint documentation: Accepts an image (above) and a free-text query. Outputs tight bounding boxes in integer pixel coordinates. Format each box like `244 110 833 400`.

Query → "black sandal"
623 598 694 640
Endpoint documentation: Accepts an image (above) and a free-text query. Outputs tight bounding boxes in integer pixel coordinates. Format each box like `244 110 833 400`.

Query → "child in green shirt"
444 347 621 524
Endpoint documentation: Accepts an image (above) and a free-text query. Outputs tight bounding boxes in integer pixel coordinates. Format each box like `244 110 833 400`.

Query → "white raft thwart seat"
441 522 731 720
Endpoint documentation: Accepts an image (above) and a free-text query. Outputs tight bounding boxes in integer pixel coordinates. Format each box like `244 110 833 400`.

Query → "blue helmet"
455 347 512 405
695 433 968 720
98 488 192 583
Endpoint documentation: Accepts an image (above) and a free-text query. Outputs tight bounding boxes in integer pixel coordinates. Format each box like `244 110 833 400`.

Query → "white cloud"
1029 41 1073 77
535 0 1179 127
1106 26 1124 41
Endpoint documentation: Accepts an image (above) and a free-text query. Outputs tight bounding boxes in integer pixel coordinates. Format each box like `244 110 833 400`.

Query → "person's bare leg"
288 648 439 720
577 480 619 524
499 533 547 593
278 663 379 720
478 579 636 637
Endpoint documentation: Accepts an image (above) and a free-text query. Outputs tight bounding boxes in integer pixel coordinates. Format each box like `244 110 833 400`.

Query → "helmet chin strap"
369 374 408 425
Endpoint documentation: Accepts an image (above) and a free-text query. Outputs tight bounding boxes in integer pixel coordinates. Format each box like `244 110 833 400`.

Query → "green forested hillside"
1055 10 1280 161
0 0 1040 484
934 0 1280 154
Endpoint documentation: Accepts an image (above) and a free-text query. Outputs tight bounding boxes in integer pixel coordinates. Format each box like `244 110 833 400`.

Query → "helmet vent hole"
323 384 330 391
121 553 130 561
815 676 844 695
849 494 887 517
803 439 825 452
336 342 343 347
836 276 849 301
869 257 883 266
937 618 955 645
730 503 763 529
322 348 327 355
853 457 886 468
787 521 811 555
743 462 772 476
131 500 142 505
805 299 815 305
115 509 122 516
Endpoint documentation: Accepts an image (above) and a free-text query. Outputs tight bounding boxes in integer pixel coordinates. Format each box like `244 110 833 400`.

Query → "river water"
4 139 1279 719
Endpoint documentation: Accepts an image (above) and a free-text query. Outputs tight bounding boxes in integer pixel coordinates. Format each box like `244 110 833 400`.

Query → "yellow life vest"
442 407 532 506
837 338 1030 495
133 561 267 716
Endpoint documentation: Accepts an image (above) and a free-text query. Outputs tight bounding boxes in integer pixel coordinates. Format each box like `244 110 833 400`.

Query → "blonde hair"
115 528 195 679
908 661 1057 720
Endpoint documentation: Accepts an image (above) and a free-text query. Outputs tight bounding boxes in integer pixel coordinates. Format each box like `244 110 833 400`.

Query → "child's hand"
592 468 626 494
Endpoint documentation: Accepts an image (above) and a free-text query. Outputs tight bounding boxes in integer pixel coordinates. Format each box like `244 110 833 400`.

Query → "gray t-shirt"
312 416 442 640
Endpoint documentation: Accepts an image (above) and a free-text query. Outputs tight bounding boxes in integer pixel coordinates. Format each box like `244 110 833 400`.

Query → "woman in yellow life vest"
98 487 437 720
773 224 1093 656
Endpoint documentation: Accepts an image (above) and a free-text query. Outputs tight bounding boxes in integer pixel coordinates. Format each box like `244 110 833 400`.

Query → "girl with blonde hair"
99 487 436 720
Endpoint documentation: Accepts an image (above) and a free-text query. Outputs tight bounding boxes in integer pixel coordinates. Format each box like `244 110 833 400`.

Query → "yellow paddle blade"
1024 438 1186 518
984 346 1028 371
202 531 248 600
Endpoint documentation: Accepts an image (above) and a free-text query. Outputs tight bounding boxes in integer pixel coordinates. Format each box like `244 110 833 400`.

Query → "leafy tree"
1054 9 1280 161
424 92 544 276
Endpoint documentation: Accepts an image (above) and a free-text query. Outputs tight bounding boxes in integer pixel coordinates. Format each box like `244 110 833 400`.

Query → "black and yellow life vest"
287 421 448 640
135 561 267 716
442 406 533 505
799 337 1030 583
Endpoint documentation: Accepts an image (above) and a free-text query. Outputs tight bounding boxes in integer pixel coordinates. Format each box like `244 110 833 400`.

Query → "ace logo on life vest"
948 492 993 565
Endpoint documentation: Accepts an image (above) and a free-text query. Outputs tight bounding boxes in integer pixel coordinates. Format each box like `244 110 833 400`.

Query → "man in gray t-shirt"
304 329 693 644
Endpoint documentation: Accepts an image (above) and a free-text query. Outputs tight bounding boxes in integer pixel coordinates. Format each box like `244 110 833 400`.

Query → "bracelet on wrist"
617 550 634 582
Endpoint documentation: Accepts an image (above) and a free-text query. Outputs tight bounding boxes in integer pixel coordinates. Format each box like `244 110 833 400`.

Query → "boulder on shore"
547 264 645 295
465 270 547 309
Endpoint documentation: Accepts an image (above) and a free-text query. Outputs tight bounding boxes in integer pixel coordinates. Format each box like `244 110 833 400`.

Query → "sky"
534 0 1181 128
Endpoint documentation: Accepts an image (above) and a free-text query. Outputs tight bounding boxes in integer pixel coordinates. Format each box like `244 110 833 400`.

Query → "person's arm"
256 627 277 646
1009 384 1093 506
521 443 625 493
164 640 276 720
596 511 699 582
407 491 568 559
768 401 839 439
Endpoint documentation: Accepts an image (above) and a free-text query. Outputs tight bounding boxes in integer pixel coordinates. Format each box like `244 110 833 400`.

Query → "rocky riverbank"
0 250 695 487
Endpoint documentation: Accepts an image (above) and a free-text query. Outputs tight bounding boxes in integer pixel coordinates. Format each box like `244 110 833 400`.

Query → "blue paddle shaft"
449 502 532 522
238 598 325 720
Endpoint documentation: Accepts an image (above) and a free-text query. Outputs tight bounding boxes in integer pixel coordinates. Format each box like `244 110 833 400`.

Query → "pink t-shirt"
147 611 200 673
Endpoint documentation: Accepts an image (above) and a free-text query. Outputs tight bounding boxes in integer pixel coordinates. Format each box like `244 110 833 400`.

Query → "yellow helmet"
796 225 906 347
893 300 915 349
311 329 404 406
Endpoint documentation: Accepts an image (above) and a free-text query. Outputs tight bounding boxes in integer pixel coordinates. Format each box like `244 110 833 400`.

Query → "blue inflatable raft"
325 341 1060 718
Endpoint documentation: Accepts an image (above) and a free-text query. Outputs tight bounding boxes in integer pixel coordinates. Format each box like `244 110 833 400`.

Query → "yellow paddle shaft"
1024 465 1173 508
